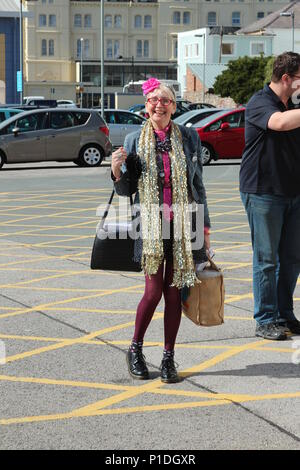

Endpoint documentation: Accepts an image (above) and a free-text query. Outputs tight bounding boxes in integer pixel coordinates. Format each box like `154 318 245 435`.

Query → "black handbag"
90 189 142 272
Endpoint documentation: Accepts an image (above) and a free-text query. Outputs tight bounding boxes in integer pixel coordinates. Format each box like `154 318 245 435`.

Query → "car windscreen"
193 110 234 128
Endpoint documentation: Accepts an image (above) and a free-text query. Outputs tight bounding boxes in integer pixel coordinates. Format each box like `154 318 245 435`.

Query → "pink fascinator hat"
142 77 161 96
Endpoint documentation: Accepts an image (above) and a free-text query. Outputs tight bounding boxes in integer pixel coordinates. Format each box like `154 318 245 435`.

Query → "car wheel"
201 143 213 165
76 144 104 167
0 151 5 169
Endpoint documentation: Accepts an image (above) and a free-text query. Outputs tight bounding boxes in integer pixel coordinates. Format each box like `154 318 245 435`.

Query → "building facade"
178 26 274 94
24 0 292 105
0 1 22 104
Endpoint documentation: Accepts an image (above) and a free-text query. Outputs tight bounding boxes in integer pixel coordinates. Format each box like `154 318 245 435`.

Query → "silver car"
103 109 146 148
0 108 112 169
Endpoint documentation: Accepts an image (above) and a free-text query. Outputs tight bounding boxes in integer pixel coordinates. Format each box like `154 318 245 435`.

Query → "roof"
187 63 228 88
0 0 30 18
237 0 300 34
209 26 240 36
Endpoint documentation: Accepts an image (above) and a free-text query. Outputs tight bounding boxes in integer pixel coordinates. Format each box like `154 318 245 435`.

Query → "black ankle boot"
126 347 149 380
160 354 180 383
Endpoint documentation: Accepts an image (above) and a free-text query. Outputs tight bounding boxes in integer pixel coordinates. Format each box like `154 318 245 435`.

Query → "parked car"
137 100 190 120
186 102 216 110
128 103 145 114
23 98 57 107
194 108 245 165
173 108 227 128
0 108 23 124
0 108 112 169
57 100 77 108
103 109 146 147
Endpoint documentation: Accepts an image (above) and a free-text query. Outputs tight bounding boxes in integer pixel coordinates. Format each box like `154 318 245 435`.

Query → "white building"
23 0 294 104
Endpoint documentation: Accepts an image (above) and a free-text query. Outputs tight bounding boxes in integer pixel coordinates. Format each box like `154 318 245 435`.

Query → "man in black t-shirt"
240 51 300 340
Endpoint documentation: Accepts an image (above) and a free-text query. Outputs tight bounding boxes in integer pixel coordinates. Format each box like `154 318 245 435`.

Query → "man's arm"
268 109 300 131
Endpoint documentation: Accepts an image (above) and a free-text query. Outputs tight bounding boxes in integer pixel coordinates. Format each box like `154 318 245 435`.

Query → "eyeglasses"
291 74 300 80
147 97 174 106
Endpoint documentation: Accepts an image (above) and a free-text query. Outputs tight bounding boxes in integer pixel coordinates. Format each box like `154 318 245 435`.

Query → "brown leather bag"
182 256 224 326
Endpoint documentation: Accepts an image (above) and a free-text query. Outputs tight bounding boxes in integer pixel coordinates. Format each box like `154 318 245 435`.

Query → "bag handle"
206 253 221 272
99 188 135 230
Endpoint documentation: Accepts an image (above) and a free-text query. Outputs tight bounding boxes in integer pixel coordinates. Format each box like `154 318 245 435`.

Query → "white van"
23 96 45 105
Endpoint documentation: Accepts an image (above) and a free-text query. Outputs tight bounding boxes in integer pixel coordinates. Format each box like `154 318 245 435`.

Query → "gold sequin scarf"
138 120 197 289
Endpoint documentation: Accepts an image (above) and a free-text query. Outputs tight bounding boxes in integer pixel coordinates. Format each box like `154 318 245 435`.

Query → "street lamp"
19 0 23 104
280 11 295 52
195 34 206 103
80 37 83 108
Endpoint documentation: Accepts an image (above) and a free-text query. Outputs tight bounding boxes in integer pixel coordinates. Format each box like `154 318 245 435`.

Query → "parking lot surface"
0 161 299 450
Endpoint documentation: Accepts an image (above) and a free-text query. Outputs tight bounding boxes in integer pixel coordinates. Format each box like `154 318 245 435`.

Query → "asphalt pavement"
0 160 299 450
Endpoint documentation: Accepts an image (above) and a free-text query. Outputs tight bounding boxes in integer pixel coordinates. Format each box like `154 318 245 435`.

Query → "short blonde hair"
147 83 176 101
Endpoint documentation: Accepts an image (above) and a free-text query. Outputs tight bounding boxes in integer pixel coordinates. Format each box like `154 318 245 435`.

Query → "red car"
194 108 245 165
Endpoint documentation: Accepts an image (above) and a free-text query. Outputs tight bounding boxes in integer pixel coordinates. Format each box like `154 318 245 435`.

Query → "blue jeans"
240 192 300 325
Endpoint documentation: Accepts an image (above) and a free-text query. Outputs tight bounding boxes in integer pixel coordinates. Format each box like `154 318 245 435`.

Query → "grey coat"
112 124 210 263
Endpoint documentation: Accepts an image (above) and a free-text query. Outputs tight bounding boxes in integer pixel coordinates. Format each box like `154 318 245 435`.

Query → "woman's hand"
111 146 127 180
204 232 210 251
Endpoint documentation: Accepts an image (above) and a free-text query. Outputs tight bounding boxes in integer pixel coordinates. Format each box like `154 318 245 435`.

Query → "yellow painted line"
0 283 145 320
224 293 253 303
0 270 102 289
73 339 268 416
0 250 90 268
0 375 132 392
1 333 294 354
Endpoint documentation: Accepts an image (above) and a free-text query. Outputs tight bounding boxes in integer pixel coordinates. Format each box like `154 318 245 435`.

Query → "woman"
111 78 211 383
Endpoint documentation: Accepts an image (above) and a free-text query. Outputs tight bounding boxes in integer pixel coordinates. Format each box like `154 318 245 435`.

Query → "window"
77 39 82 58
207 11 217 26
173 39 178 59
114 40 120 58
144 40 149 57
49 15 56 27
183 12 191 24
105 15 112 28
15 113 47 133
114 15 122 28
39 14 47 27
41 39 47 56
222 43 234 55
106 39 113 58
257 12 264 19
50 112 74 130
232 11 241 25
117 112 144 125
134 15 142 28
74 14 82 28
84 14 92 28
251 42 265 55
106 40 119 59
144 15 152 29
73 112 90 126
84 39 90 58
222 111 244 128
48 39 54 56
173 12 181 24
137 40 142 57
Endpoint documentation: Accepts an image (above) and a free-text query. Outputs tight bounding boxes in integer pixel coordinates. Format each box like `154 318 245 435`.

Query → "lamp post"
19 0 23 104
280 11 295 52
80 37 83 108
131 55 134 82
195 34 206 103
